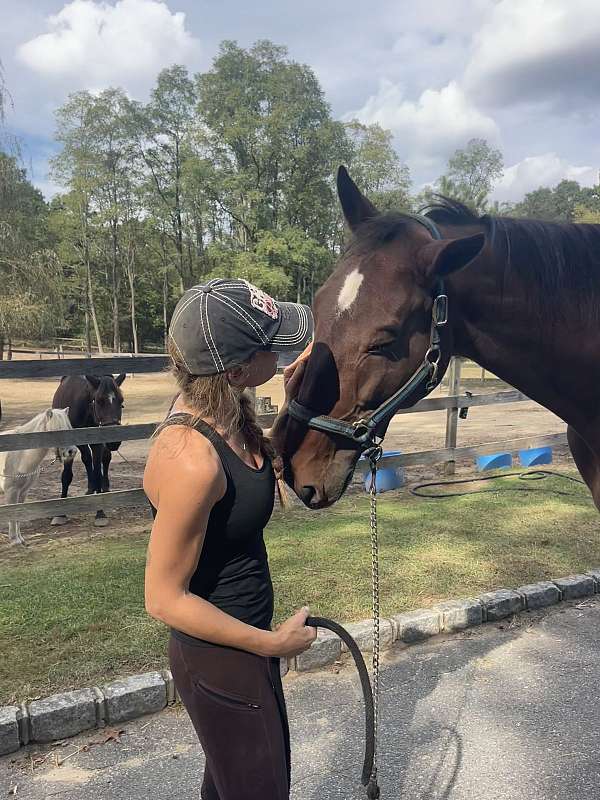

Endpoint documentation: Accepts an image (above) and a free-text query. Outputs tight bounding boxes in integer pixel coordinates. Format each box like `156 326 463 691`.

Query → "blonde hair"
160 338 289 507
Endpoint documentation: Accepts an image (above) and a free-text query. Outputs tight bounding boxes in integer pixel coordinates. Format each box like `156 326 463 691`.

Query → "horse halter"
287 213 448 452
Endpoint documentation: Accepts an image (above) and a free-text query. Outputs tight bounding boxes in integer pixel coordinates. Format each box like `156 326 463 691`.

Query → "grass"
1 470 598 705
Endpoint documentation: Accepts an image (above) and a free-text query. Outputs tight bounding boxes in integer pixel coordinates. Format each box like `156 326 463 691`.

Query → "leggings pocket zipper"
193 678 261 711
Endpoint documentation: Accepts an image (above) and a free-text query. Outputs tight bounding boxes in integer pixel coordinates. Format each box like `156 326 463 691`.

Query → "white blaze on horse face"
337 268 364 314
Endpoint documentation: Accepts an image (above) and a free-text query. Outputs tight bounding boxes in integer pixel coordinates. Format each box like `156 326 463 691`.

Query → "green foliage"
6 38 600 353
512 180 600 222
438 137 503 213
573 202 600 224
344 120 411 211
0 152 64 344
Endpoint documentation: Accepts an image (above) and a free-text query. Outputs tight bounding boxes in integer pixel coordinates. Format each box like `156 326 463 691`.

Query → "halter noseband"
287 213 448 452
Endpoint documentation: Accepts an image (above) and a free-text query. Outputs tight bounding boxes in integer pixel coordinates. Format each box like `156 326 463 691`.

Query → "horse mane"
426 197 600 324
348 195 600 325
15 410 52 433
12 408 71 434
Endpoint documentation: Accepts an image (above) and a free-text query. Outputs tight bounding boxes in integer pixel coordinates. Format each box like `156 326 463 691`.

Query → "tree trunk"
87 262 104 354
84 307 92 358
7 336 12 361
127 270 139 354
111 220 120 352
0 335 4 360
163 261 169 351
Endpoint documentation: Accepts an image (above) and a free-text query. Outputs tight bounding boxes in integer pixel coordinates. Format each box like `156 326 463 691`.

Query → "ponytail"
238 392 290 509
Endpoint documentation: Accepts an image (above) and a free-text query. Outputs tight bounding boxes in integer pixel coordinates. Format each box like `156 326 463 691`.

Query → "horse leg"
6 483 26 546
80 444 96 495
101 447 112 493
51 455 74 526
567 425 600 510
92 444 108 527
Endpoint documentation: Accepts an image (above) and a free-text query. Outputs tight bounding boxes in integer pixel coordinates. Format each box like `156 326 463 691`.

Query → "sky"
2 0 600 202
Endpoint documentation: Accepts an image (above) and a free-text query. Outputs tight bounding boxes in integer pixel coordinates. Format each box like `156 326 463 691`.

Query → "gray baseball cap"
168 278 314 375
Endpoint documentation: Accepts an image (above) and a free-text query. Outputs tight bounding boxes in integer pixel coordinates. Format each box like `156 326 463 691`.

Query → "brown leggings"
169 633 291 800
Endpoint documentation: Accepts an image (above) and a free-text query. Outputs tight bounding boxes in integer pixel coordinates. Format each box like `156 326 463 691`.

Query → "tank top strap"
161 412 234 478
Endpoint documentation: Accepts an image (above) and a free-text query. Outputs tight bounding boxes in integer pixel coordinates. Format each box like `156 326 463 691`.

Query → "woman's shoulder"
144 422 226 505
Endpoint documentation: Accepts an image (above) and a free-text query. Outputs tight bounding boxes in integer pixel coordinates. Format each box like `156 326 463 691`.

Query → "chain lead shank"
366 446 382 799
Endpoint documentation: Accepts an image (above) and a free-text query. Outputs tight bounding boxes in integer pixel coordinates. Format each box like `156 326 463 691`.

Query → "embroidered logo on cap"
247 283 279 320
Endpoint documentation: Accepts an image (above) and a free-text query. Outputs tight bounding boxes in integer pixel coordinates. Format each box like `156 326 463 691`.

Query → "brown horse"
273 166 600 509
51 374 126 526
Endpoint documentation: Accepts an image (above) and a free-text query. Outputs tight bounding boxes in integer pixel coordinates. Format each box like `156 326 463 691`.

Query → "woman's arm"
143 426 314 658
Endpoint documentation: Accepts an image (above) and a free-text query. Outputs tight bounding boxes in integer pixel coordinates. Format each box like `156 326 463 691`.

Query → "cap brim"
269 302 314 351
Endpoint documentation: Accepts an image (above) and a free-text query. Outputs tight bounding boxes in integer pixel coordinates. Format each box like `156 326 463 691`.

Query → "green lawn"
1 470 598 705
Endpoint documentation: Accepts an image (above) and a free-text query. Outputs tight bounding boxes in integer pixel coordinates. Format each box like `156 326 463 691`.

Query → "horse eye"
368 342 395 355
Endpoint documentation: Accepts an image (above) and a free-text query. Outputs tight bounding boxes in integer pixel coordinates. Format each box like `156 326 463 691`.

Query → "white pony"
0 408 77 545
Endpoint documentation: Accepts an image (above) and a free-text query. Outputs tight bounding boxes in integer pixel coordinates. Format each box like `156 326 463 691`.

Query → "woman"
144 278 315 800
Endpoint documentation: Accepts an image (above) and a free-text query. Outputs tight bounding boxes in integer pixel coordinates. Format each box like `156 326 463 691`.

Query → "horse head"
85 373 126 451
272 166 485 508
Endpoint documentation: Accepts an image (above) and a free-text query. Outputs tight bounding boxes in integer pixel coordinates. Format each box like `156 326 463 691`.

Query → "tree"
0 153 64 356
574 205 600 224
438 138 503 213
52 89 142 352
138 65 198 291
511 179 600 222
344 120 411 211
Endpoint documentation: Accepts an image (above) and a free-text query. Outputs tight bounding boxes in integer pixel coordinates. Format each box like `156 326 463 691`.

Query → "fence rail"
0 355 170 379
0 354 568 525
0 391 528 453
0 432 570 525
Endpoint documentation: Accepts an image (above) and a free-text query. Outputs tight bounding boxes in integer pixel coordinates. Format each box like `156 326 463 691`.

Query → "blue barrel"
519 446 552 467
476 452 512 471
362 450 405 492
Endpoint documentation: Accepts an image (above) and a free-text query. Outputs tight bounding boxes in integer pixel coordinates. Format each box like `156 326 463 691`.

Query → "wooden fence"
0 356 567 525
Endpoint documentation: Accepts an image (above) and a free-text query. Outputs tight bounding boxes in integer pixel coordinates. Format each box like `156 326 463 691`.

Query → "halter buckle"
432 294 448 326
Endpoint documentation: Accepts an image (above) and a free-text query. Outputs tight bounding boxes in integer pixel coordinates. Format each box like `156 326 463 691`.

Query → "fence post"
248 386 257 414
444 357 462 475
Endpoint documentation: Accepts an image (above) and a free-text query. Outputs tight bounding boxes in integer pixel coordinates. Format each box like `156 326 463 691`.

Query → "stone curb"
2 568 599 754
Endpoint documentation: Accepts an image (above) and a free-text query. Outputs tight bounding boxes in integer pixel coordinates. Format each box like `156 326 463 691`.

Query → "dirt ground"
0 360 570 547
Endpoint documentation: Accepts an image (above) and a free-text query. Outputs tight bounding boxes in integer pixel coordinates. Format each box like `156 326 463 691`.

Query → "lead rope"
367 445 382 799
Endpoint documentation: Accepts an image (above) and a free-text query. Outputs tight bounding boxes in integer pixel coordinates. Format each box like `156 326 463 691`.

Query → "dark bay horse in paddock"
273 166 600 510
51 374 126 526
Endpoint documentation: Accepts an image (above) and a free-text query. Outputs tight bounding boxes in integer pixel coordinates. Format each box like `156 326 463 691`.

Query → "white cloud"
17 0 200 94
465 0 600 108
493 153 598 202
346 79 499 171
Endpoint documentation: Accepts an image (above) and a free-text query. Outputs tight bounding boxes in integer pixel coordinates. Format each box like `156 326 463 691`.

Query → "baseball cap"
168 278 314 375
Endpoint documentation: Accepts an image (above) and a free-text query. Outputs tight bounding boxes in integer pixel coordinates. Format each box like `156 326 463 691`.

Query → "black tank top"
150 414 275 645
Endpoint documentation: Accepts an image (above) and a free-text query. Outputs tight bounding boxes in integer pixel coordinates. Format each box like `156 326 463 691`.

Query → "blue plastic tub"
476 452 513 471
361 450 405 492
519 446 552 467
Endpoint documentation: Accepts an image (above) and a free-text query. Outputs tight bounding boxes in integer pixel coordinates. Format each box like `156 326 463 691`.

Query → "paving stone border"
2 569 599 755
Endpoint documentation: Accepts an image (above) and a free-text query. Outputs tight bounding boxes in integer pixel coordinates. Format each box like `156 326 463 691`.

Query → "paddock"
0 354 569 536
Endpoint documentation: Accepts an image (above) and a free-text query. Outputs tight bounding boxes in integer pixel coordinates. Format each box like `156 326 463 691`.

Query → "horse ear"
421 233 485 279
114 373 126 386
337 165 379 231
85 375 101 389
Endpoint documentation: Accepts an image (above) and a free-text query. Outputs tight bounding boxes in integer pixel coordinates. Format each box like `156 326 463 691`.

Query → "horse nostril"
299 485 316 505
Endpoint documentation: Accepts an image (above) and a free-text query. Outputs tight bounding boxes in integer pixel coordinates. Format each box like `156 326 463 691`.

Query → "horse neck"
448 244 600 429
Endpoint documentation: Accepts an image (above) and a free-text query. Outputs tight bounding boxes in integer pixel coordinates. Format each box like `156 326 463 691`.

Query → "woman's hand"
283 342 313 403
269 606 317 658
